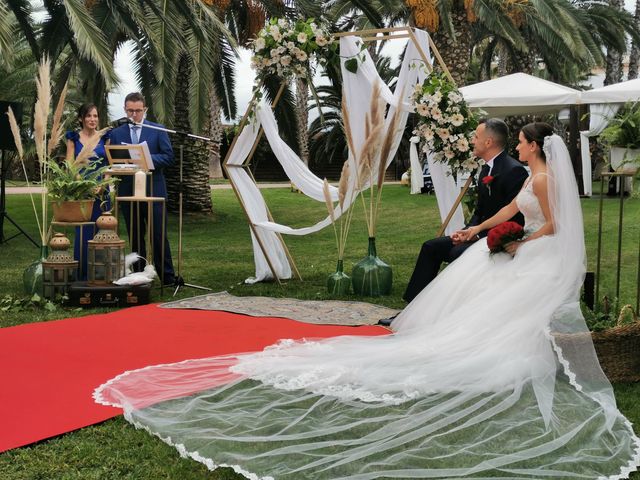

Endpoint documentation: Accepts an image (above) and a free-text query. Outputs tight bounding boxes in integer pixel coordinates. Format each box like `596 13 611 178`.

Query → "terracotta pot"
51 199 95 222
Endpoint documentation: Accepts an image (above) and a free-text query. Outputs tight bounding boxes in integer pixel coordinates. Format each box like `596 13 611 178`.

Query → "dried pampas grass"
34 57 51 165
74 126 112 166
6 107 23 159
48 81 69 157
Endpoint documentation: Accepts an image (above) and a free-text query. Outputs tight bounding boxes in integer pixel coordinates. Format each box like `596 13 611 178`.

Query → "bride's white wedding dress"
95 136 640 479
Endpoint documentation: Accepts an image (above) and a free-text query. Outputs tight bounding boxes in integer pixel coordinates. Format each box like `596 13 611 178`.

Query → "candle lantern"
42 233 78 299
87 211 126 284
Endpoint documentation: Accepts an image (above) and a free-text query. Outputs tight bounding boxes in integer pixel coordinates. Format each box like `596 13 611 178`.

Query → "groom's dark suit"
403 151 528 303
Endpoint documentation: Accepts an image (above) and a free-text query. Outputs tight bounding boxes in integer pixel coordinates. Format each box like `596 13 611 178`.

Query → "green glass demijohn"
23 245 49 296
327 259 351 295
351 237 392 296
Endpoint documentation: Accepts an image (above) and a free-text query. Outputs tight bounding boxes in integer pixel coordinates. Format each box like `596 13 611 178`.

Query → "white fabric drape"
579 103 619 196
229 30 433 281
425 150 466 234
409 137 424 194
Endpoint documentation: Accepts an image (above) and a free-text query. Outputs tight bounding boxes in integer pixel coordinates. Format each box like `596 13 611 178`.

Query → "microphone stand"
129 120 212 297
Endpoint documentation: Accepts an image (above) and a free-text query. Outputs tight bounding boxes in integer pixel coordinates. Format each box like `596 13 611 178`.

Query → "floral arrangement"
487 221 524 254
250 17 335 80
412 72 480 178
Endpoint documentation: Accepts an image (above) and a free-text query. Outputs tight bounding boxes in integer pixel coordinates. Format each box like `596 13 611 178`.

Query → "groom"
400 118 528 305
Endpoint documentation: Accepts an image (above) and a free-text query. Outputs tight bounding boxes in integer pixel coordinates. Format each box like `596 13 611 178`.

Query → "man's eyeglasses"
125 108 146 114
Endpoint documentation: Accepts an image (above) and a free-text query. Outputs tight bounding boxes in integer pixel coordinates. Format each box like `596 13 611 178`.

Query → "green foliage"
600 102 640 150
0 293 60 313
46 160 117 202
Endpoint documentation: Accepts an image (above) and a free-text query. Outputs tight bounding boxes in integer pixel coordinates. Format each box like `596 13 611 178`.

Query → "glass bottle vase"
351 237 392 297
23 245 49 296
327 259 351 295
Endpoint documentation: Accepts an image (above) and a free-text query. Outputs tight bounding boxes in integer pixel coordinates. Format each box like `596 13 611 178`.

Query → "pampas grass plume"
75 126 111 166
323 178 335 223
48 81 69 157
6 107 23 159
34 57 51 164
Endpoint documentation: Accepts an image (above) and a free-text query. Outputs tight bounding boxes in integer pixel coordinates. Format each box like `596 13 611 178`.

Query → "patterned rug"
160 292 400 326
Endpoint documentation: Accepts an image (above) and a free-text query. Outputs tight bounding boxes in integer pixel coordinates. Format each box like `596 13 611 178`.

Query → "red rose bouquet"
487 221 524 254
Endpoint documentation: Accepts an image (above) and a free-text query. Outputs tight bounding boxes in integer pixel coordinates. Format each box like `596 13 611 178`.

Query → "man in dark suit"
401 118 528 304
110 92 175 285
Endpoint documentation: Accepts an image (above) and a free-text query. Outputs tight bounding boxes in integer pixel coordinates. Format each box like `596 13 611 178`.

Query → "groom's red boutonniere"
482 175 495 194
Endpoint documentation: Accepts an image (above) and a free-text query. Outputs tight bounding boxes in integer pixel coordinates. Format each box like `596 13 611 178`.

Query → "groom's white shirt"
485 150 504 175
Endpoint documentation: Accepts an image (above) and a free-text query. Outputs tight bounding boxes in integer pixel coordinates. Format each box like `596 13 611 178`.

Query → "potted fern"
48 154 116 222
600 102 640 174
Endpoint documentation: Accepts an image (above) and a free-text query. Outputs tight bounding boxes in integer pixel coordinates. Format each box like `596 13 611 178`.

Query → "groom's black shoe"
377 314 398 327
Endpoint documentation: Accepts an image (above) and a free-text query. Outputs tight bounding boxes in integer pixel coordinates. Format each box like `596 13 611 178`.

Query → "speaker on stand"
0 100 38 247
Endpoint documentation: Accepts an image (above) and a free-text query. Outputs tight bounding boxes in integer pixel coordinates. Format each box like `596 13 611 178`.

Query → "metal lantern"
42 233 78 299
87 211 125 284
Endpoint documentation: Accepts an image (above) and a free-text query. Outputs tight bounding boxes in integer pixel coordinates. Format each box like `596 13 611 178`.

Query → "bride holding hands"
95 123 640 479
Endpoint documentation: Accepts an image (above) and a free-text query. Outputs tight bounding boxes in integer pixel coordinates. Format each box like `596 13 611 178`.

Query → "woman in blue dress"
65 103 111 280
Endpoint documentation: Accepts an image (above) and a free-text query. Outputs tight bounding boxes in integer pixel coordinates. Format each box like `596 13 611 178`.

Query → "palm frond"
61 0 117 86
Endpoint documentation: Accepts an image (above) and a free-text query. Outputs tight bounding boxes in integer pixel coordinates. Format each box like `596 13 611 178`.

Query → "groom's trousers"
403 236 473 303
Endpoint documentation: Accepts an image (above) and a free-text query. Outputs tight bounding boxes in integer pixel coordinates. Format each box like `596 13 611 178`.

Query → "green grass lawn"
0 185 639 479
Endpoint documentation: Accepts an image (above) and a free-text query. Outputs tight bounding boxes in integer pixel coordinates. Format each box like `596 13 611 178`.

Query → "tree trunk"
295 76 309 165
604 0 624 85
165 53 212 214
628 0 640 79
208 92 224 179
430 7 473 87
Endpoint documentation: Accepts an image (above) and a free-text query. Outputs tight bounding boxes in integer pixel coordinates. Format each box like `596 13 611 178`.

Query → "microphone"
110 117 135 127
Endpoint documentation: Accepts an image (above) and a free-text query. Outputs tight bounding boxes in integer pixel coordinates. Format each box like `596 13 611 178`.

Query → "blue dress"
65 130 112 280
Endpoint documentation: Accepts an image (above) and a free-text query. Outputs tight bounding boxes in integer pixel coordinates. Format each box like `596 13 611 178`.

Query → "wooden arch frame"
222 26 461 283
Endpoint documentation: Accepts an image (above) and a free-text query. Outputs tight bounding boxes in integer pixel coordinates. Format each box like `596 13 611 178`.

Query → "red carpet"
0 304 387 452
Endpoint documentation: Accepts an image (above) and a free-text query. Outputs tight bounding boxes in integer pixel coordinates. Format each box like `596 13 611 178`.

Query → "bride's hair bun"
521 122 554 160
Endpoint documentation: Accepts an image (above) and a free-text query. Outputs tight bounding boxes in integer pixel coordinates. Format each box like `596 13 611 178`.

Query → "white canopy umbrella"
579 79 640 196
581 78 640 104
460 73 582 116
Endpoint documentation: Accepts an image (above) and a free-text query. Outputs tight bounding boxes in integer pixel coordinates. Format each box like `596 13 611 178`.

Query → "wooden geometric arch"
222 26 455 283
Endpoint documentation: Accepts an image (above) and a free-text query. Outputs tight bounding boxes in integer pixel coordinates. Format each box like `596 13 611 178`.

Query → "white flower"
270 49 280 58
456 137 470 152
432 91 442 102
422 127 435 141
431 109 442 121
278 18 287 28
436 128 450 141
254 37 266 51
448 92 462 103
297 32 308 43
450 113 464 127
416 104 429 116
295 50 308 62
280 55 292 66
287 42 295 50
272 31 282 42
444 148 456 159
316 36 328 47
269 25 280 36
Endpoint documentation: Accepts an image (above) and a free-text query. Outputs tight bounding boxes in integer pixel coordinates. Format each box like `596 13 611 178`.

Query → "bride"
95 123 640 479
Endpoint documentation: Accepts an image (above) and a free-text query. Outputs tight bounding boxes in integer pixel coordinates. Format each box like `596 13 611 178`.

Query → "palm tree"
604 0 624 85
627 0 640 79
